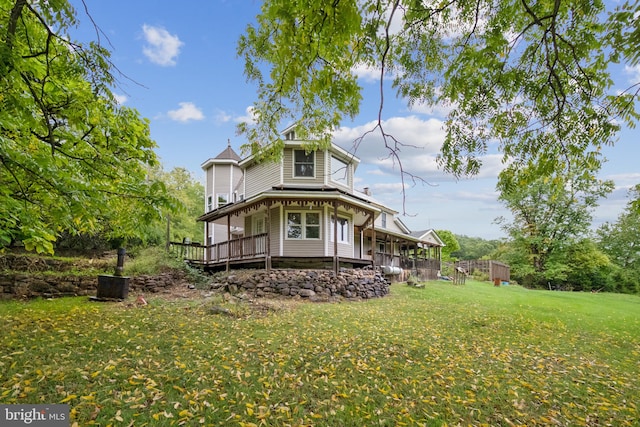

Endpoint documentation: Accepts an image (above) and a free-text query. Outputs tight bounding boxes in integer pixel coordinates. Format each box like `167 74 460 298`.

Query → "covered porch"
364 228 442 281
192 188 380 274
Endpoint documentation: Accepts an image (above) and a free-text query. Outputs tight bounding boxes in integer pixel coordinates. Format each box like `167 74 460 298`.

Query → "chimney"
363 187 371 196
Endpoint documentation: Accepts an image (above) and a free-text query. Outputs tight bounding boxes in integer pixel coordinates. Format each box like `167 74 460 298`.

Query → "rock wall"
0 268 389 301
212 268 390 300
0 271 189 300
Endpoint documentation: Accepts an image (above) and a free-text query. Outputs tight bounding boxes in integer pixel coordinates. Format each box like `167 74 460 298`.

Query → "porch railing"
375 253 441 271
169 241 205 262
169 233 268 264
207 233 267 263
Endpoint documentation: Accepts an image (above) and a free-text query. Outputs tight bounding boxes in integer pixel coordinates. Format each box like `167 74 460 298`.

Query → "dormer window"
294 150 314 177
285 130 295 140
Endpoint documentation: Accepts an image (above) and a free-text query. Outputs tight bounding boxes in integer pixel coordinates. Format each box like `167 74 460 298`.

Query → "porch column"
370 212 376 270
205 221 210 262
226 214 231 272
333 202 339 275
266 200 272 272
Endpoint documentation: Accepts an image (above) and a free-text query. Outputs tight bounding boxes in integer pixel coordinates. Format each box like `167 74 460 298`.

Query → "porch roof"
368 227 442 248
197 186 381 223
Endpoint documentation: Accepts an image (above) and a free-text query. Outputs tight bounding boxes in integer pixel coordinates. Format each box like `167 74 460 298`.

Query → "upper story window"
331 156 349 185
217 193 229 208
381 212 387 228
207 196 213 212
287 212 320 239
294 150 315 177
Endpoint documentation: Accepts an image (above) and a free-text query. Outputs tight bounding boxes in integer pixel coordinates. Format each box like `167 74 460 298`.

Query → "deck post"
265 201 271 272
370 211 376 270
226 215 230 272
333 202 339 275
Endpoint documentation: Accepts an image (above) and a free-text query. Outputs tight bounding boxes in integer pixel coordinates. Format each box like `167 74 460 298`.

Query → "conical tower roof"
214 140 241 161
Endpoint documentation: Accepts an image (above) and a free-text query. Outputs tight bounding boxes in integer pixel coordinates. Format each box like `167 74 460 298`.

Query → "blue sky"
70 0 639 240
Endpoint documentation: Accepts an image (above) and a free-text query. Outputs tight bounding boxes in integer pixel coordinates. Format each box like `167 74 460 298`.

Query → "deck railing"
207 233 267 263
375 253 441 271
169 241 205 262
169 233 268 264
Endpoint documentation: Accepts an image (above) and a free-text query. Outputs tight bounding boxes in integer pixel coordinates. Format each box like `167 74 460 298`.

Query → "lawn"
0 280 638 426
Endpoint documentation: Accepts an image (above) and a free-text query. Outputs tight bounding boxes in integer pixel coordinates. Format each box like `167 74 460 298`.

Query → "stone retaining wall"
0 268 390 301
213 268 390 300
0 271 189 300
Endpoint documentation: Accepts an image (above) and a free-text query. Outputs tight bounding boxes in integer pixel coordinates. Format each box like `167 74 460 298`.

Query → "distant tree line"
442 185 640 294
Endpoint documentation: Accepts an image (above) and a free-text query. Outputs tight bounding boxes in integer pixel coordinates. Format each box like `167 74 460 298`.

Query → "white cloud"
335 116 446 158
113 93 128 105
233 106 257 124
167 102 204 122
335 116 508 182
624 65 640 82
214 109 233 124
353 63 386 83
407 95 456 118
371 182 409 194
141 24 183 66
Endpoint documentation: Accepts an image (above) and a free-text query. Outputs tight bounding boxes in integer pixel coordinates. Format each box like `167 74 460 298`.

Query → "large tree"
596 184 640 292
237 0 639 187
435 229 460 261
151 167 205 245
496 158 613 287
0 0 175 254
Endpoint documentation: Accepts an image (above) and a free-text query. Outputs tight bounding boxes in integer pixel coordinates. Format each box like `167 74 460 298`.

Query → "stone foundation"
211 268 390 300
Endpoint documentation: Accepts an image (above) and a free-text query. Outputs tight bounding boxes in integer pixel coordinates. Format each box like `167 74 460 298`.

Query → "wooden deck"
169 238 372 272
169 237 440 276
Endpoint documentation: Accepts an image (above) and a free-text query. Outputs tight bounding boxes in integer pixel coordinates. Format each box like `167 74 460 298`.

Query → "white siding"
244 160 281 198
283 148 325 185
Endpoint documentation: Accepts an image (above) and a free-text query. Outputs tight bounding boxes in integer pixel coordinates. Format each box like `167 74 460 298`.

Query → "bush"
125 247 209 286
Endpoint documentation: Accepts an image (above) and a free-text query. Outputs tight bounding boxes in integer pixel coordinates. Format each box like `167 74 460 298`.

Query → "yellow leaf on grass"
178 409 192 418
60 394 77 403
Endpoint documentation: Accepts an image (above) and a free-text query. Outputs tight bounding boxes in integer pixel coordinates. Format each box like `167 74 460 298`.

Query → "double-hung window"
294 150 315 177
287 212 320 239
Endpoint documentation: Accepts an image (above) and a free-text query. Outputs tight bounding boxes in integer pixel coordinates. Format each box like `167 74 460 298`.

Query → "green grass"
0 281 638 426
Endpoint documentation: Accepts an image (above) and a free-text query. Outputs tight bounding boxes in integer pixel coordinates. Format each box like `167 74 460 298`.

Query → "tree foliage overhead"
238 0 639 178
0 0 175 254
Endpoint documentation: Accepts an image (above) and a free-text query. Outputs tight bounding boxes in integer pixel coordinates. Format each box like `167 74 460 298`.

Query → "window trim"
330 156 349 185
293 150 315 178
286 211 321 240
216 193 229 208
